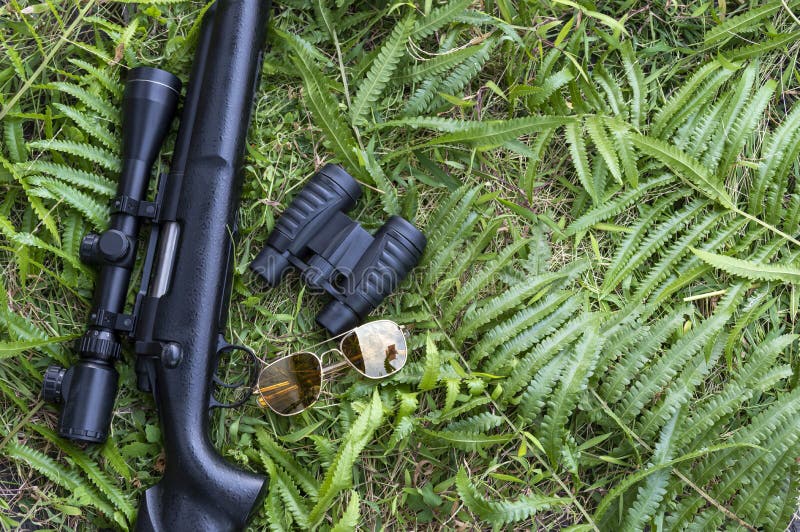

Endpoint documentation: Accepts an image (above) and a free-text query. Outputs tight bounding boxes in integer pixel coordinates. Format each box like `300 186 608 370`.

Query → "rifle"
42 1 270 529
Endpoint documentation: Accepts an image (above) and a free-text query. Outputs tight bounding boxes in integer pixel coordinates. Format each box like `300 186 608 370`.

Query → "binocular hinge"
88 308 136 333
110 194 160 220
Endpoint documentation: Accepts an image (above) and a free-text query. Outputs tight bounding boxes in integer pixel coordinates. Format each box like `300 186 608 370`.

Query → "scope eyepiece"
42 360 119 443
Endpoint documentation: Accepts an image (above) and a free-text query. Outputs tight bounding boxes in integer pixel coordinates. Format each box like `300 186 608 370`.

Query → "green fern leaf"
261 455 311 528
726 31 800 61
30 177 109 228
566 175 675 234
501 312 588 397
423 115 571 148
691 247 800 283
307 390 383 527
396 44 486 84
330 492 360 532
33 425 135 523
22 160 115 195
585 116 622 184
53 102 117 150
414 0 473 38
67 58 123 98
255 429 318 498
455 468 566 526
4 116 26 163
565 119 600 203
540 321 603 463
6 442 118 523
28 139 121 172
48 81 119 122
444 237 530 320
282 31 367 183
704 2 782 46
350 16 414 125
622 412 678 531
629 132 734 209
419 428 512 451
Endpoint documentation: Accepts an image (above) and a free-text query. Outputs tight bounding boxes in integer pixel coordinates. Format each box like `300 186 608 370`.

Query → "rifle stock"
133 1 269 529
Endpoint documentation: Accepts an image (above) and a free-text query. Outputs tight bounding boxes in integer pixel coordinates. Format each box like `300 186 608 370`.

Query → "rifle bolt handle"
161 342 183 368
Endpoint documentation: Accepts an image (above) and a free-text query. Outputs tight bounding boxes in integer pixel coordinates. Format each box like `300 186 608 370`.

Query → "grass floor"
2 1 800 530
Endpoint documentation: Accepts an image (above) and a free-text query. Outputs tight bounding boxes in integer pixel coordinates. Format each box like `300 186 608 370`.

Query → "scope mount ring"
210 341 259 409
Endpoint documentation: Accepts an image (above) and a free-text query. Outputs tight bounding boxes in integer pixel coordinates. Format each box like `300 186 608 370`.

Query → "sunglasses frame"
256 320 407 417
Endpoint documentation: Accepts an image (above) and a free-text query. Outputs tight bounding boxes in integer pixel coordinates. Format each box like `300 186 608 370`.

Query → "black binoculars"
250 165 427 335
42 67 181 443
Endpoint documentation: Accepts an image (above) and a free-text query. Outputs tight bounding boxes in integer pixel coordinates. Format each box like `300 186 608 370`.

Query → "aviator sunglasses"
254 320 408 416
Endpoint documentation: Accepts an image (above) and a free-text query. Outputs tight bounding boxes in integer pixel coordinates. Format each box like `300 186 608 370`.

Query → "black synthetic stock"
134 1 269 530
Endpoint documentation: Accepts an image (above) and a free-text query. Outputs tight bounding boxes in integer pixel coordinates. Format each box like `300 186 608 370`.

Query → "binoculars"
42 67 182 443
250 165 427 335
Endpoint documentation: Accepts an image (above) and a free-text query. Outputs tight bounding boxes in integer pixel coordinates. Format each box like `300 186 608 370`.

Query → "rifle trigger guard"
209 340 258 409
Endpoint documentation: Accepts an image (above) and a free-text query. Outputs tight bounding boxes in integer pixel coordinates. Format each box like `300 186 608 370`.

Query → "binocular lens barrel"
42 67 181 444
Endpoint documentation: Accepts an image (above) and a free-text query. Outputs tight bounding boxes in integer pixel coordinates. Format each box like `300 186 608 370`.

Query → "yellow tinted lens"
257 352 321 416
340 321 407 378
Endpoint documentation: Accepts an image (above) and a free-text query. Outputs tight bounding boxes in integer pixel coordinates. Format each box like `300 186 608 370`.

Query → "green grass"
3 0 800 530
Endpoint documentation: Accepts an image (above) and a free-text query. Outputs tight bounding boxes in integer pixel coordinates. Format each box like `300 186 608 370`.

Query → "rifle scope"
42 67 181 443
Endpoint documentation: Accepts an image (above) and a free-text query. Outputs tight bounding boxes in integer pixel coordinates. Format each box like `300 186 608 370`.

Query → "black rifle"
42 1 270 529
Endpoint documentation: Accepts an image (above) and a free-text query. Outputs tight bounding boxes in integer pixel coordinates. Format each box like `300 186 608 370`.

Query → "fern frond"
423 115 571 148
483 294 580 373
540 321 603 462
350 16 414 125
21 160 115 195
455 468 566 526
599 309 687 406
47 81 119 122
33 425 135 523
691 247 800 283
419 427 512 452
622 412 679 531
501 312 589 398
443 237 530 320
601 199 708 295
53 102 117 150
256 429 318 497
282 31 366 182
717 71 773 175
29 177 109 228
629 132 733 209
516 354 566 423
396 44 484 84
616 308 731 424
67 58 123 98
585 115 622 184
414 0 473 38
703 2 782 46
650 62 728 138
5 442 118 523
566 174 674 235
261 455 311 528
28 139 121 172
565 119 600 203
307 390 383 527
459 261 586 342
330 491 360 532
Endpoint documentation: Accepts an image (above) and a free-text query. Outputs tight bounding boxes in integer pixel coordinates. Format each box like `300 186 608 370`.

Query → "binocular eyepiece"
250 165 427 335
42 67 181 443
